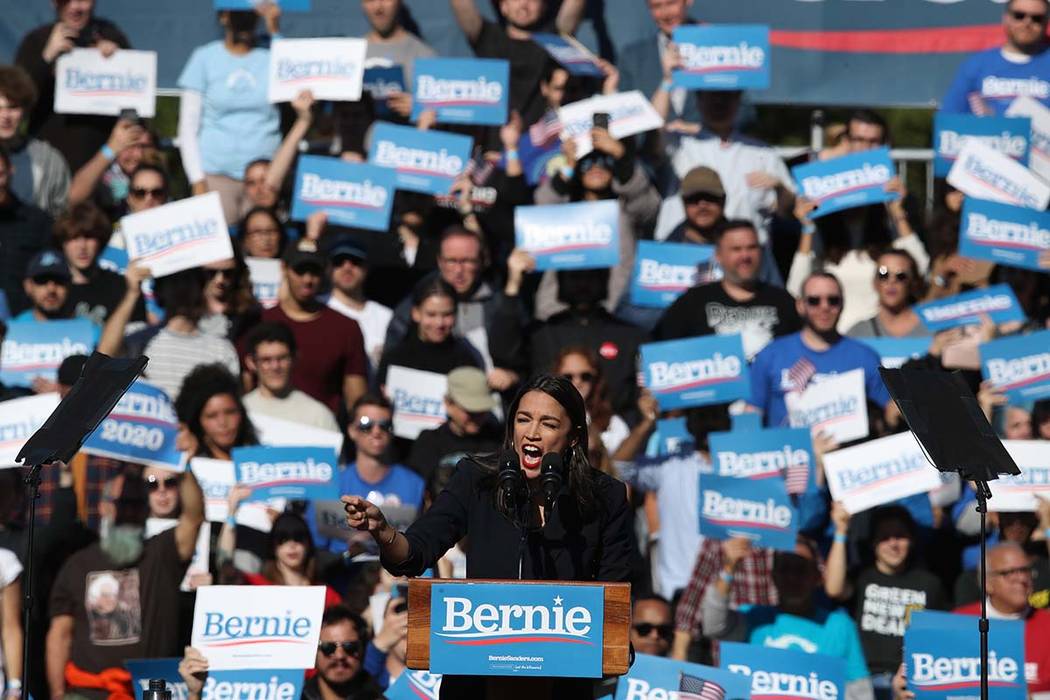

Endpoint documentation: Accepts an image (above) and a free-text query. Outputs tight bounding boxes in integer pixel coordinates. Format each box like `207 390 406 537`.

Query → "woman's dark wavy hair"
174 363 258 457
475 374 595 521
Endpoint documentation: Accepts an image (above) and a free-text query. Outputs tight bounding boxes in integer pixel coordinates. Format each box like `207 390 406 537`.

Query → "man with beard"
307 606 384 699
15 250 78 323
46 467 204 700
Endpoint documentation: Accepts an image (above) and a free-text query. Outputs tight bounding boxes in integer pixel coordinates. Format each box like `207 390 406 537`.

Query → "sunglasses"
876 267 910 283
1010 10 1047 22
32 275 69 286
332 255 365 268
804 295 842 308
633 623 674 640
318 640 363 657
354 415 393 434
145 474 180 492
129 187 166 199
291 263 323 276
562 372 596 384
683 192 724 206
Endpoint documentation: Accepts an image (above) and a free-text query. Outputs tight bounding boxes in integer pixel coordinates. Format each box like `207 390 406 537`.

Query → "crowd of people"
0 0 1049 698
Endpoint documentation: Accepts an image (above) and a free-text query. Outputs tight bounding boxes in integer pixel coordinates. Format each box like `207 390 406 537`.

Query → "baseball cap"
282 241 325 272
680 167 725 199
446 367 496 413
26 250 72 281
326 236 368 264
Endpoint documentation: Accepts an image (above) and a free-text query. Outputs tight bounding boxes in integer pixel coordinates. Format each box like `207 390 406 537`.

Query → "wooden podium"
406 578 632 676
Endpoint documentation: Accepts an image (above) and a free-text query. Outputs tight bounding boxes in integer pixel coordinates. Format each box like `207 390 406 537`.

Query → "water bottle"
143 679 171 700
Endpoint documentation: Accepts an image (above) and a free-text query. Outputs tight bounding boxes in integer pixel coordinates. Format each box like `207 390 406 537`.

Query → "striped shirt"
142 327 240 399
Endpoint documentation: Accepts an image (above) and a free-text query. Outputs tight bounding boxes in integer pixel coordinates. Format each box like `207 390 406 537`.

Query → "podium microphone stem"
975 480 991 700
22 463 43 693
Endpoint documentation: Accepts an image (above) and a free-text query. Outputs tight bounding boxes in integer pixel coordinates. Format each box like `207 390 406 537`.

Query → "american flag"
786 356 817 395
680 673 726 700
785 458 810 495
529 109 562 146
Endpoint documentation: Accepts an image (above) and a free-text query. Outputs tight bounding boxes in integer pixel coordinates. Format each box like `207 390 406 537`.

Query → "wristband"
100 144 116 161
719 570 734 585
382 527 398 546
801 222 816 236
833 532 848 544
505 149 519 161
560 166 575 181
225 516 237 528
1044 527 1050 540
660 79 673 92
6 681 21 690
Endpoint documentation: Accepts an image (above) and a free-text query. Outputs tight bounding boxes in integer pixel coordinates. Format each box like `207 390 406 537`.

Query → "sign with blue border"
412 58 509 126
710 427 815 495
699 470 798 550
672 25 771 90
83 380 185 471
214 0 310 10
125 658 305 700
616 653 752 700
656 416 695 456
386 670 442 700
363 65 405 118
980 329 1050 403
640 334 751 410
629 240 714 308
429 582 604 677
792 147 896 218
515 200 620 271
232 445 339 501
291 155 395 231
914 283 1026 331
0 319 98 387
721 642 846 700
369 121 473 195
959 197 1050 271
530 33 604 78
933 113 1030 177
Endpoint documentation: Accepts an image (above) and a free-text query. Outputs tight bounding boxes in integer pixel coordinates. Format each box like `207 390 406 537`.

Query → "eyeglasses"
1010 10 1047 23
876 267 910 283
991 565 1036 579
145 474 180 492
354 415 393 434
804 295 842 308
318 640 363 658
632 623 674 640
562 372 596 384
129 187 166 200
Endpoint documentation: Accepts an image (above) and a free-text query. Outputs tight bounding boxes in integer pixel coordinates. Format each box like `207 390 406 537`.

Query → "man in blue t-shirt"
748 272 890 430
942 0 1050 115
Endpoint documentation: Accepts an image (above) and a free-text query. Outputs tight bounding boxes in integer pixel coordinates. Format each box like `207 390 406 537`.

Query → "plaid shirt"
675 539 778 638
34 454 127 530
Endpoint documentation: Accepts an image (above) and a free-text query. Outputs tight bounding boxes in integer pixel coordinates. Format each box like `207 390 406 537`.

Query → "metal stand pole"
974 480 993 700
21 463 43 692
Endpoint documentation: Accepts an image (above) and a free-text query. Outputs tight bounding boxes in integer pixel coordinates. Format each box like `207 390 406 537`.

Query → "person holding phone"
343 374 634 699
15 0 131 172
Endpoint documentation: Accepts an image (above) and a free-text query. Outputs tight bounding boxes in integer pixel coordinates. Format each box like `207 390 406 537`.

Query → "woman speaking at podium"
343 373 633 698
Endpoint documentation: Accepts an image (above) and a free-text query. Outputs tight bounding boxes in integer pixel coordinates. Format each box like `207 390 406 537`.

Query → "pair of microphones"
498 450 564 515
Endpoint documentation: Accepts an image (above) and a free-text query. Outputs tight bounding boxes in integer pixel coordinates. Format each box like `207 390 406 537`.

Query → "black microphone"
498 450 521 508
540 452 563 514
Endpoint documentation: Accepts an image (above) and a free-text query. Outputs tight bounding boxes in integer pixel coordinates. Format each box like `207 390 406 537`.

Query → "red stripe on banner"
770 24 1004 54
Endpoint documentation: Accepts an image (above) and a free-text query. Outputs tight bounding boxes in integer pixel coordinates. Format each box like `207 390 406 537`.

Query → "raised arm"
449 0 484 44
824 501 852 600
174 470 205 562
555 0 587 35
265 90 314 195
97 265 150 356
69 119 146 205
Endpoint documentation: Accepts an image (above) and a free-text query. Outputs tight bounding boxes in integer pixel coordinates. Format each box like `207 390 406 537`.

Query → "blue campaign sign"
720 642 846 700
0 319 98 387
125 659 305 700
710 427 815 494
640 334 751 410
517 131 562 186
363 65 405 118
412 58 509 126
214 0 310 10
858 337 930 369
530 33 604 78
83 380 185 471
368 121 473 195
386 670 442 700
959 197 1050 271
905 610 1025 700
656 417 695 456
914 283 1026 332
629 240 715 308
232 445 340 501
699 470 798 550
672 25 771 90
730 412 763 432
792 147 897 218
615 653 752 700
429 581 604 678
980 329 1050 403
933 113 1030 177
515 200 620 271
290 155 395 231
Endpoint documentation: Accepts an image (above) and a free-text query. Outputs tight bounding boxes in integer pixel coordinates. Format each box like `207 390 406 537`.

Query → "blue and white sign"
291 155 395 231
905 610 1025 700
0 393 60 468
629 240 714 308
214 0 310 10
191 585 326 670
656 416 695 456
990 440 1050 512
859 337 930 369
125 659 305 700
363 65 405 118
122 191 233 278
822 432 942 515
699 470 797 550
385 366 447 440
54 48 157 118
981 329 1050 403
429 582 604 678
710 427 815 495
914 283 1027 332
412 58 509 126
268 38 366 103
245 257 281 308
672 25 771 90
947 140 1050 211
933 113 1030 177
369 121 472 195
386 670 442 700
0 319 98 387
530 33 604 78
731 412 763 432
792 147 896 218
232 445 339 501
641 334 751 410
515 200 620 271
616 653 752 700
83 380 185 472
721 642 846 700
959 197 1050 271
